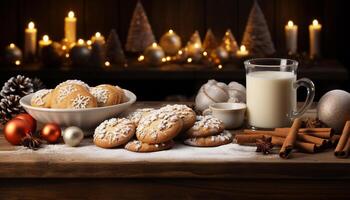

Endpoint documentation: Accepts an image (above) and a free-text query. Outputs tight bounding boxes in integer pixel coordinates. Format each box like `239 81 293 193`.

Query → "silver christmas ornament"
63 126 84 147
317 90 350 133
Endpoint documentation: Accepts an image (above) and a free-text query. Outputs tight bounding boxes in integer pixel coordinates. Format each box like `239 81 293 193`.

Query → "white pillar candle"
38 35 52 56
309 19 322 58
24 21 37 58
285 20 298 55
65 11 77 43
236 45 249 58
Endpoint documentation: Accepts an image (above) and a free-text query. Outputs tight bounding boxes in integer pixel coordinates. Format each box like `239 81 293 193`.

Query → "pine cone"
0 95 23 124
1 75 34 98
32 77 46 92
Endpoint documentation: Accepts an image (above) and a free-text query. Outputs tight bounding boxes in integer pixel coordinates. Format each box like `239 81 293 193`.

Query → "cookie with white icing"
90 84 124 107
65 90 97 109
94 118 136 148
159 104 196 131
31 89 52 108
184 131 232 147
136 109 183 144
126 108 155 125
51 84 89 109
56 79 90 90
124 140 174 152
183 115 225 138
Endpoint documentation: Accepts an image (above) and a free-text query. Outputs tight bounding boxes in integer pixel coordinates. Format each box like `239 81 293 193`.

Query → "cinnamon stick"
330 135 341 147
334 121 350 158
279 118 302 159
244 129 328 147
235 134 265 144
271 136 316 153
275 127 333 139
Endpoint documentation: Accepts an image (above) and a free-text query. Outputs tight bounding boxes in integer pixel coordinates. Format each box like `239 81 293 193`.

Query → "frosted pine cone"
0 75 34 98
0 95 23 124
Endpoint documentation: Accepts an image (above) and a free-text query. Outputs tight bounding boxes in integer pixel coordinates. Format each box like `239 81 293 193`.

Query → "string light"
104 61 111 67
15 60 21 66
187 58 192 63
138 55 145 62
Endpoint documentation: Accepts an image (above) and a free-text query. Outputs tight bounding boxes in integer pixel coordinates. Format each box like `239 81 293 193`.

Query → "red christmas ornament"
14 113 36 133
3 119 31 145
40 123 61 143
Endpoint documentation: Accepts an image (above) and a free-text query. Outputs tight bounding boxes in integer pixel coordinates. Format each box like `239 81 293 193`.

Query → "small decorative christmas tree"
187 31 202 47
90 42 105 67
105 29 125 64
241 0 275 57
125 1 156 53
221 29 238 57
186 31 203 61
203 29 218 53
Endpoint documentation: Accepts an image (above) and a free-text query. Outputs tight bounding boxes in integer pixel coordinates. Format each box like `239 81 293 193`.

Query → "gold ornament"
160 29 182 56
186 31 203 62
221 29 238 58
143 43 165 65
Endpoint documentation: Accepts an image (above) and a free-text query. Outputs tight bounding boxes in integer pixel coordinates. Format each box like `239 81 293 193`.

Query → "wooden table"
1 102 350 199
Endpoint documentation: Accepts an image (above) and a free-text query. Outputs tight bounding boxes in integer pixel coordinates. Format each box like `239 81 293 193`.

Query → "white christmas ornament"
63 126 84 147
195 79 246 112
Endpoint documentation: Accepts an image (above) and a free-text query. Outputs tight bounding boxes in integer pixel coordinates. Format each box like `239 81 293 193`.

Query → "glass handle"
291 78 315 118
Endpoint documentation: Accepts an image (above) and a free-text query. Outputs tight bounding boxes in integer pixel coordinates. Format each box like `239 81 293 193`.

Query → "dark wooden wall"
0 0 347 64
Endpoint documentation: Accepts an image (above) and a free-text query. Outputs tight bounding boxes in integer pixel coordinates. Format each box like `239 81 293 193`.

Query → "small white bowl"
20 89 136 135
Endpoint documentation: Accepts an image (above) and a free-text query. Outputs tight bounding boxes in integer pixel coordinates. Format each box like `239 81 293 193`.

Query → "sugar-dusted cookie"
65 90 97 109
56 79 90 90
159 104 196 131
90 84 124 107
136 110 183 144
51 84 88 109
125 140 174 153
94 118 136 148
31 89 52 108
184 131 233 147
183 115 225 138
126 108 155 125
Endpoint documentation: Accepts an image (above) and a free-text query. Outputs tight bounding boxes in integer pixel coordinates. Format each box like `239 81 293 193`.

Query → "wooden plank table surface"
1 102 350 199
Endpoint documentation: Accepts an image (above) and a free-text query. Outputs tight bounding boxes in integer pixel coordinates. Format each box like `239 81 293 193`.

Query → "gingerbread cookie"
184 131 233 147
31 89 52 108
126 108 155 125
124 140 174 152
136 110 183 144
183 115 225 138
50 84 89 109
159 104 196 131
90 84 124 107
94 118 136 148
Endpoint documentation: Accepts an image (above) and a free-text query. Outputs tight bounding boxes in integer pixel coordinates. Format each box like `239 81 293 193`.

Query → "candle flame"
240 45 246 52
138 55 145 62
169 29 174 34
95 32 101 37
104 61 110 67
68 11 75 18
312 19 319 26
43 35 49 41
78 39 84 45
194 43 200 48
28 22 35 29
152 43 157 47
287 20 294 27
9 43 15 48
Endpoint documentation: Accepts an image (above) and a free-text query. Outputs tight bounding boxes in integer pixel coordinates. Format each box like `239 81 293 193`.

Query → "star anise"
256 136 274 155
21 134 42 150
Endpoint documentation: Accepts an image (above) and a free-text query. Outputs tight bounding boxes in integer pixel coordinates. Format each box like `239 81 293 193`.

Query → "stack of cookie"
182 115 233 147
31 80 125 109
125 105 196 152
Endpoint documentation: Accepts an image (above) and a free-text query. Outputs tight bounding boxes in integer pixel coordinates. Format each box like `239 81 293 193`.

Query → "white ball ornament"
63 126 84 147
317 90 350 133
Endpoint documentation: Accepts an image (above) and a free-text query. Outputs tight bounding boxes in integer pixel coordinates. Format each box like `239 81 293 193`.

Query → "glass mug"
245 58 315 129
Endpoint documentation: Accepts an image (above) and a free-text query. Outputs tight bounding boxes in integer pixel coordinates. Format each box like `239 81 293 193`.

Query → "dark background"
0 0 348 100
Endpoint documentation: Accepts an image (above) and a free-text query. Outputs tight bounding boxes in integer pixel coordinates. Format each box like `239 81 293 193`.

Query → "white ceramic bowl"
20 89 136 135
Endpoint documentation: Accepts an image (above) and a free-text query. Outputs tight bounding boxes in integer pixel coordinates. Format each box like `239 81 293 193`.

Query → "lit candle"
24 21 37 58
91 32 105 45
38 35 52 56
285 20 298 55
236 45 249 57
309 19 322 58
65 11 77 43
